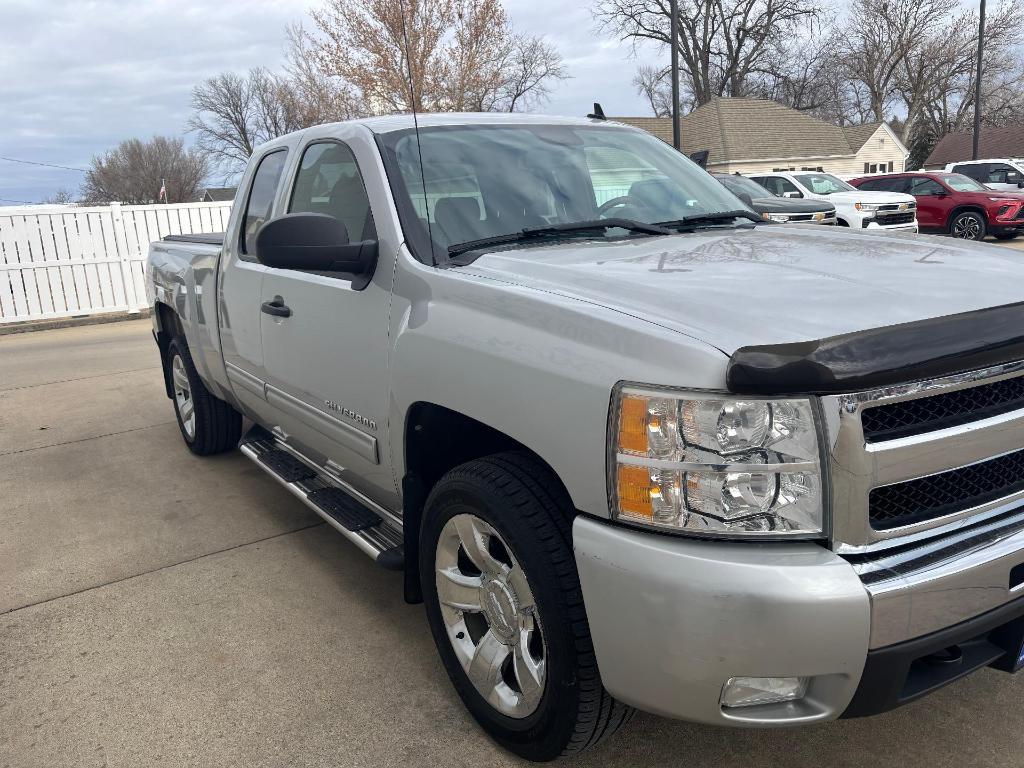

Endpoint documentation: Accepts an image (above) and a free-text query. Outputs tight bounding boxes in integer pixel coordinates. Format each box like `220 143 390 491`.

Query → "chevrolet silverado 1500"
148 113 1024 761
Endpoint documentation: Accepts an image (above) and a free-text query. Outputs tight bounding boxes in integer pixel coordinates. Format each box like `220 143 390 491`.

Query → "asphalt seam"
0 521 327 617
0 366 161 392
0 421 177 456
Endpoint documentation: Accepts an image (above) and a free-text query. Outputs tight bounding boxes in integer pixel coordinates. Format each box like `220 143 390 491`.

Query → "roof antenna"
587 102 606 120
397 0 437 266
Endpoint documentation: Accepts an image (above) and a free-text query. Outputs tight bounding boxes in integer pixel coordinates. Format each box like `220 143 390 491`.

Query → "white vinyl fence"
0 201 233 324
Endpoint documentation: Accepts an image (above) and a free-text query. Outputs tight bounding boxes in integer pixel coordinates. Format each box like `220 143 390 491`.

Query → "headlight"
854 202 880 212
762 212 790 222
610 385 824 538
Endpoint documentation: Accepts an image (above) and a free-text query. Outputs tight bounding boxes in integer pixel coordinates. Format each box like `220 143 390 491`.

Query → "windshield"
792 173 855 195
941 173 988 192
377 124 748 262
716 174 772 199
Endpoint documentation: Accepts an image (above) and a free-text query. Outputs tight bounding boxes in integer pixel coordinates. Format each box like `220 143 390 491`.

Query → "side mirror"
735 191 755 208
782 191 803 199
1018 181 1023 189
255 213 378 290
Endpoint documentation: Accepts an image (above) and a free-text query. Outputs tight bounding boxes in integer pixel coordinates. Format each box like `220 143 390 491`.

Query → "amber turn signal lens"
618 395 649 454
616 464 654 519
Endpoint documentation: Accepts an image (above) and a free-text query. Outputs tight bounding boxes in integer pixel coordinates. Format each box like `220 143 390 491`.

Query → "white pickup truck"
747 170 918 231
148 113 1024 761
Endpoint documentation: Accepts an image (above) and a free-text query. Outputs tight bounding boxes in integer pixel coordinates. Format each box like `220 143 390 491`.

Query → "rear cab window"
240 150 288 260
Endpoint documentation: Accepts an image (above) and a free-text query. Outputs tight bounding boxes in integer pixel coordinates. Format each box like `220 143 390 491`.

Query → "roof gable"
614 98 874 165
925 127 1024 167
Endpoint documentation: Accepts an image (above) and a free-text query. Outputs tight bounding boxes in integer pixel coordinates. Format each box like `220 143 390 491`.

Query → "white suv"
747 171 919 232
944 159 1024 192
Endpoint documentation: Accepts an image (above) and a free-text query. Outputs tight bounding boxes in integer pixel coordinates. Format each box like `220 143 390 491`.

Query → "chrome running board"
239 426 404 570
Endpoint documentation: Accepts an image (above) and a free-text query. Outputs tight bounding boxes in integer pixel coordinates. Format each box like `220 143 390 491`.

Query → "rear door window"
754 176 800 197
909 177 944 195
951 163 988 182
988 163 1023 185
241 150 288 259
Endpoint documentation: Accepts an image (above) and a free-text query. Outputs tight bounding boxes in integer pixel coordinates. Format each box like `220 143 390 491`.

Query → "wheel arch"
947 205 989 231
399 401 575 604
154 301 183 399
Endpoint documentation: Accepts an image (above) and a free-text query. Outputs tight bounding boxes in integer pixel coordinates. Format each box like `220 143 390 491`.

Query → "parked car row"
849 171 1024 242
711 161 1024 242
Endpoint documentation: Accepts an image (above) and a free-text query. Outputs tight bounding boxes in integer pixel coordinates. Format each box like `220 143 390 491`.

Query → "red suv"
849 171 1024 241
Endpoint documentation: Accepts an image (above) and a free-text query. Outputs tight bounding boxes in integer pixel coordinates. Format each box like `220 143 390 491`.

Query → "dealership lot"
3 295 1024 767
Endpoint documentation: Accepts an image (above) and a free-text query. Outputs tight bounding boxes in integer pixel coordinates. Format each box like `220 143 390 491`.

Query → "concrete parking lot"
3 304 1024 767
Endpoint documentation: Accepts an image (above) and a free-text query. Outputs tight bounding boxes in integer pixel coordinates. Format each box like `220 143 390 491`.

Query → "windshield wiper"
655 210 762 230
447 218 672 258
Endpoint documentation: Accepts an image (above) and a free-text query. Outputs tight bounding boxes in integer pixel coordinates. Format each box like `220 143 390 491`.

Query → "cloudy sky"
0 0 661 204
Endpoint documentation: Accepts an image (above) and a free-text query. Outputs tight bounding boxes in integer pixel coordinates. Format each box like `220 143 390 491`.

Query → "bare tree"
840 0 960 124
898 2 1022 140
80 136 208 205
595 0 821 107
189 54 362 175
43 188 76 205
305 0 567 113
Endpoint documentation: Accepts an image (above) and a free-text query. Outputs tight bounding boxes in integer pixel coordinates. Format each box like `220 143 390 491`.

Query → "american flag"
158 178 167 203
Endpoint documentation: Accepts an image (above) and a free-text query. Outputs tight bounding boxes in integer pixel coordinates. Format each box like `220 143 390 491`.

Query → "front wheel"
166 336 242 455
950 211 987 240
420 452 632 761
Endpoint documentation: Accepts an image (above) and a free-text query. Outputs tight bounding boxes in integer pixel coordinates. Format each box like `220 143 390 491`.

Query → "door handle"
261 296 292 318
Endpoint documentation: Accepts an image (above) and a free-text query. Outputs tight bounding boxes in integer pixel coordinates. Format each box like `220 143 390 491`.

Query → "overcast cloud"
0 0 660 204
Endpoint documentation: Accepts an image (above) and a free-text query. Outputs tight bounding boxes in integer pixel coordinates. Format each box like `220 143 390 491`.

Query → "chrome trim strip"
867 409 1024 487
265 384 379 465
824 359 1024 554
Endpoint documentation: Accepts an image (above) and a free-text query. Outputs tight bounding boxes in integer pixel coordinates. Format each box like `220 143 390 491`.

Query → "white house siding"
707 126 907 177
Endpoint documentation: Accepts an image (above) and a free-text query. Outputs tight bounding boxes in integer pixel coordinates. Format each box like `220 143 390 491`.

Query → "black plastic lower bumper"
843 596 1024 718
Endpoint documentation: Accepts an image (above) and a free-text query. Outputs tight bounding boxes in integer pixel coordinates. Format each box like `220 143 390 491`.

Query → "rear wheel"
166 336 242 455
420 452 632 761
949 211 986 240
994 232 1019 241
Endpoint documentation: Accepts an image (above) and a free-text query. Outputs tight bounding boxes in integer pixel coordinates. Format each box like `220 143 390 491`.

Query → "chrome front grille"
822 360 1024 554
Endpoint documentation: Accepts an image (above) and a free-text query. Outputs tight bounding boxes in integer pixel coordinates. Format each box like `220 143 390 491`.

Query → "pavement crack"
0 421 177 456
0 522 327 617
0 366 161 392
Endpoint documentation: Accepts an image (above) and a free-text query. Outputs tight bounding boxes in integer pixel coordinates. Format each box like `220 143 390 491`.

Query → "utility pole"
670 0 681 150
972 0 986 160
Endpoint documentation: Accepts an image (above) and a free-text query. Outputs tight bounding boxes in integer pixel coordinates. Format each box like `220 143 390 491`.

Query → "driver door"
258 134 396 507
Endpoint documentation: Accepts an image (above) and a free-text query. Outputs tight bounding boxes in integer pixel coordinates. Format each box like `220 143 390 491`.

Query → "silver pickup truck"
147 113 1024 761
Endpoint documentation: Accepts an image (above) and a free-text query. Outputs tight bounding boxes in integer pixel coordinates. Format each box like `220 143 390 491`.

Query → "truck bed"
162 232 225 246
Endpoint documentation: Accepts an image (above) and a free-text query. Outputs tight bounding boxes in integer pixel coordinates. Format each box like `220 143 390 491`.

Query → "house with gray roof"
614 97 908 177
923 126 1024 168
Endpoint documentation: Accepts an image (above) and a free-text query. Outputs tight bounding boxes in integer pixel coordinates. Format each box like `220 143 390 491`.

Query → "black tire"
949 210 987 240
994 232 1019 241
419 452 632 762
166 336 242 455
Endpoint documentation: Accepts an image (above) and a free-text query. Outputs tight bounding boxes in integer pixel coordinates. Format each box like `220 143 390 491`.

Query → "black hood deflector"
727 302 1024 395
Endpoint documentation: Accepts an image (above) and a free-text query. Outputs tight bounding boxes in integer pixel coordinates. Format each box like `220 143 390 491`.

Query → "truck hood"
460 225 1024 354
817 190 914 205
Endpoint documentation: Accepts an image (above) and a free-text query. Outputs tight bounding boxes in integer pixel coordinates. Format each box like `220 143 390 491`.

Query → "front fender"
386 256 730 517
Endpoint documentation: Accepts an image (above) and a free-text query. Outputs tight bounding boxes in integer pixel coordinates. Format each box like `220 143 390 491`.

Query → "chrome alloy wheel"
952 214 983 239
435 513 546 718
171 354 196 440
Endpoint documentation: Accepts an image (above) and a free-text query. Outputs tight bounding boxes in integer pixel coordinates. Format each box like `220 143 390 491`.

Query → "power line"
0 155 88 173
